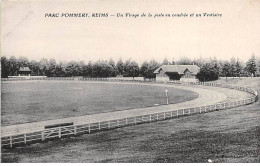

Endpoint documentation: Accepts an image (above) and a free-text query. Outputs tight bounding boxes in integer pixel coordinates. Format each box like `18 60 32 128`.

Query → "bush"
197 63 219 81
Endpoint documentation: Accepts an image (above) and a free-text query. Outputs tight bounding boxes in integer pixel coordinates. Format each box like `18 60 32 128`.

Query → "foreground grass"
2 78 260 163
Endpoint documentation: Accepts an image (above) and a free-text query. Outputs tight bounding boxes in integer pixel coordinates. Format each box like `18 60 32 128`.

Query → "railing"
1 77 157 82
1 81 258 148
78 77 156 82
182 81 258 100
1 77 75 81
1 77 27 81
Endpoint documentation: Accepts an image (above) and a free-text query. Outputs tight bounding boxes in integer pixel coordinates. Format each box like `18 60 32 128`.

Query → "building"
154 65 200 82
18 67 31 76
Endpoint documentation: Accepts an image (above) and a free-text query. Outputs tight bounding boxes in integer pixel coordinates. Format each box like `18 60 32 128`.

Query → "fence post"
200 107 202 113
10 136 13 148
205 106 207 112
58 127 61 138
98 122 101 130
74 126 77 135
41 131 45 141
188 109 191 115
108 121 110 129
156 114 159 120
88 124 91 133
183 109 185 115
24 134 27 144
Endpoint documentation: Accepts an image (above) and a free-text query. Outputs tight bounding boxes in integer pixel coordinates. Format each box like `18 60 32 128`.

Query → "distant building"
18 67 31 76
154 65 200 82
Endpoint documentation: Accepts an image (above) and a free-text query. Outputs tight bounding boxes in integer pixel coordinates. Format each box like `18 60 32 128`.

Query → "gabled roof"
154 65 200 74
19 67 31 72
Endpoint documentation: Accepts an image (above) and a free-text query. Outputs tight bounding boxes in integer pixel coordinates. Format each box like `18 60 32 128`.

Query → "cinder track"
1 81 251 137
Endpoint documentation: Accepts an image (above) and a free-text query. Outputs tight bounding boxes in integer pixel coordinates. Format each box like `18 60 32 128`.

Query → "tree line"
1 55 260 81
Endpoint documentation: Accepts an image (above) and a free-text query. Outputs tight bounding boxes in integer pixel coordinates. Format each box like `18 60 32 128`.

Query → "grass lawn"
1 81 198 126
1 78 259 163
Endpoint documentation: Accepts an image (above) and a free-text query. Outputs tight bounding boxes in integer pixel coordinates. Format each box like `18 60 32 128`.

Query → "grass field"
1 81 198 126
1 78 259 163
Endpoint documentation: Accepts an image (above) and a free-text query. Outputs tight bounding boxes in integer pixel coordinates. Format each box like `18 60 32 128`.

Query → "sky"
1 0 260 65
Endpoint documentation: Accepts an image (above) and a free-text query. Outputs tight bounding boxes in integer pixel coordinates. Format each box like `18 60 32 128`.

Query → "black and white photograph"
1 0 260 163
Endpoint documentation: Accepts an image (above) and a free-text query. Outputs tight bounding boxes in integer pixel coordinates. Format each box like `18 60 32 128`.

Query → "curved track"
1 82 251 137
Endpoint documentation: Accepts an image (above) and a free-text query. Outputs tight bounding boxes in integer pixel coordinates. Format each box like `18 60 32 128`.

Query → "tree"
108 58 116 77
146 59 160 78
17 56 29 67
197 62 219 81
128 61 139 79
65 61 79 77
9 56 19 76
229 57 236 78
171 58 176 65
176 56 192 65
55 62 66 77
83 61 93 77
92 61 113 77
29 60 40 76
116 58 124 76
221 61 231 80
1 56 9 78
47 58 57 76
162 57 170 65
123 59 131 77
210 57 222 77
193 57 204 68
39 58 49 76
257 57 260 76
140 60 160 78
103 62 114 77
235 58 243 77
140 61 149 78
76 61 85 76
245 55 257 77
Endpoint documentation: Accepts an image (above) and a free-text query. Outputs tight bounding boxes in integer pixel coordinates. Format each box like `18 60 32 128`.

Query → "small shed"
18 67 31 76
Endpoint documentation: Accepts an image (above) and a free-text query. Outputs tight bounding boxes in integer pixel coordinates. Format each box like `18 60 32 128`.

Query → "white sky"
1 0 260 64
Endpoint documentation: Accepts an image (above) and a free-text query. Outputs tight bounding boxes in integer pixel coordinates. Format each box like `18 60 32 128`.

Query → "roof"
154 65 200 74
19 67 31 72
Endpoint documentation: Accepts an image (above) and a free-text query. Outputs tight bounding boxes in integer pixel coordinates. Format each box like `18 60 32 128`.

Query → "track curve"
2 81 237 137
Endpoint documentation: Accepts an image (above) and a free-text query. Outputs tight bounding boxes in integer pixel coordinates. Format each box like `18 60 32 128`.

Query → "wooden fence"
2 77 75 81
1 77 156 82
78 77 156 82
1 81 258 148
